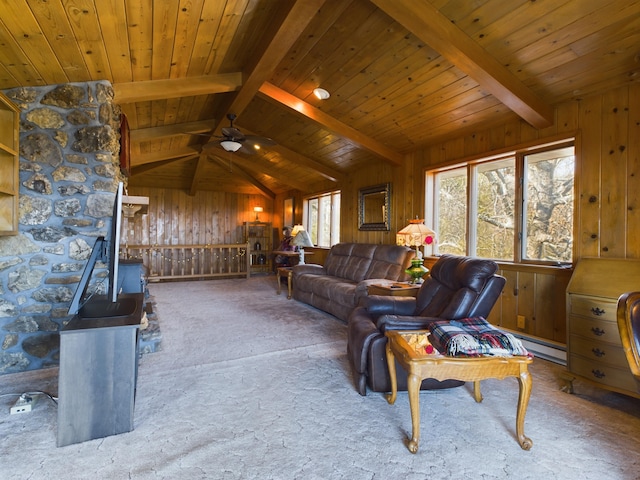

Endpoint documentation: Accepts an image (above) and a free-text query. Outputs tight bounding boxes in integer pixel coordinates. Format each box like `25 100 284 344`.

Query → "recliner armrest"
361 295 416 316
376 314 441 332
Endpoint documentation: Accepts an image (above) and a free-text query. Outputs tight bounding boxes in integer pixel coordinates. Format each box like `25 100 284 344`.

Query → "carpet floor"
1 276 639 479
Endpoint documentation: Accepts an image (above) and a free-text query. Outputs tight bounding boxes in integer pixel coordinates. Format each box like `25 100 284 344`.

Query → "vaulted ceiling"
2 0 639 198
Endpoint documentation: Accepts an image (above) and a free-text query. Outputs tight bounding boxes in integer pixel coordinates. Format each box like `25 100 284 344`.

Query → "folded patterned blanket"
427 317 530 357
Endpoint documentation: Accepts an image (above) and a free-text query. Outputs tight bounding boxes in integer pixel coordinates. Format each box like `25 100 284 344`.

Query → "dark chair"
617 292 640 391
347 254 506 395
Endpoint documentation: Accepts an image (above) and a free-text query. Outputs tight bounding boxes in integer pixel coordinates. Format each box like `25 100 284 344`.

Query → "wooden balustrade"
121 243 251 281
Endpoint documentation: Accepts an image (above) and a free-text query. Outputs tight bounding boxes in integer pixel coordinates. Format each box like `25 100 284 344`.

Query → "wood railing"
121 243 250 281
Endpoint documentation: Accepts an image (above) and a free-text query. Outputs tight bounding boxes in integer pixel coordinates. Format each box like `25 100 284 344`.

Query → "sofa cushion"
324 243 376 282
364 244 415 280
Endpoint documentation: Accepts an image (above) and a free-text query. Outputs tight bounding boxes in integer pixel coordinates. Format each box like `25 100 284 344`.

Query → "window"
427 141 575 264
303 190 340 247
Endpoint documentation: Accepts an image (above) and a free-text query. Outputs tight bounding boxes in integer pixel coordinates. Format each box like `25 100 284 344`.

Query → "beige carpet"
1 276 639 480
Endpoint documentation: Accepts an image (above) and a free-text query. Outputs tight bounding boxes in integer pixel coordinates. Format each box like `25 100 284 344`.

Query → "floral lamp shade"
397 218 436 258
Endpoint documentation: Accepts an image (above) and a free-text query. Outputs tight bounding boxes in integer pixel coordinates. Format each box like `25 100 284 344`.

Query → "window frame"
302 190 341 248
425 137 576 266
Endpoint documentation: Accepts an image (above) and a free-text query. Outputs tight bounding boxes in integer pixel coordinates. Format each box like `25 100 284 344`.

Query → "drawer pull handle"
591 348 605 358
591 327 605 336
590 307 605 316
591 369 606 379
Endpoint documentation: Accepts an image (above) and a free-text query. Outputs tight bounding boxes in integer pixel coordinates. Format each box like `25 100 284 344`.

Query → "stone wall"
0 81 125 374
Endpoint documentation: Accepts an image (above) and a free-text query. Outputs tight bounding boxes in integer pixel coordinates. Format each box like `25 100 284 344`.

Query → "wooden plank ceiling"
1 0 639 197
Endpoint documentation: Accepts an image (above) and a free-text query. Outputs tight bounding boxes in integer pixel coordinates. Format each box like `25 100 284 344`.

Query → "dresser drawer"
569 354 638 393
569 335 629 368
568 315 621 345
568 295 617 321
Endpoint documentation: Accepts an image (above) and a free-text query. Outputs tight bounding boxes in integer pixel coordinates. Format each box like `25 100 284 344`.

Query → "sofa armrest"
360 295 416 316
293 263 326 275
376 314 441 332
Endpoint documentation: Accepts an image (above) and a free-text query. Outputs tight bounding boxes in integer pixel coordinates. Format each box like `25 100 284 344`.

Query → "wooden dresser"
565 257 640 399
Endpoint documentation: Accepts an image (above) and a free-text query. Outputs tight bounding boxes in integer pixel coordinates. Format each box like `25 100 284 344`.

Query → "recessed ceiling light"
313 87 330 100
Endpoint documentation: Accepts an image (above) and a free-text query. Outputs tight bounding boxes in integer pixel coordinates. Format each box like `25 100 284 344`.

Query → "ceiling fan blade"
244 135 276 147
221 127 245 141
237 144 256 155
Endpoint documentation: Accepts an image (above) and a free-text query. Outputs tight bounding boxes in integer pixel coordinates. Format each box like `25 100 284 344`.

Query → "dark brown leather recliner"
347 254 506 395
616 291 640 391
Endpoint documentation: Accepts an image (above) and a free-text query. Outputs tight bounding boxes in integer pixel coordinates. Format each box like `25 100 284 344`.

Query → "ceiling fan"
202 113 276 154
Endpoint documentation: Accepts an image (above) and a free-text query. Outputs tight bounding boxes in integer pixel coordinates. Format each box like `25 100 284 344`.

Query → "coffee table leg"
407 372 421 454
287 271 293 299
516 366 533 450
385 343 397 405
473 380 483 402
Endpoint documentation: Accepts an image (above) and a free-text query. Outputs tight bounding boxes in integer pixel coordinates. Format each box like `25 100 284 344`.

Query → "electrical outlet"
10 394 37 414
517 315 526 329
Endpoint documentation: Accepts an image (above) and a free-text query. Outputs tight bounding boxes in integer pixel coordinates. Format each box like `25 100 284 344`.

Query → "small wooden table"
368 283 420 297
276 267 293 299
385 330 533 454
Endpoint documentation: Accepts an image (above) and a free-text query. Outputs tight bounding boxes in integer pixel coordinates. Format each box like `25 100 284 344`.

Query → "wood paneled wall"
415 83 640 261
122 187 273 247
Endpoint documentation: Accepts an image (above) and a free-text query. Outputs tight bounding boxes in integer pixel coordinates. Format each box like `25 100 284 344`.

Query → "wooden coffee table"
385 329 533 454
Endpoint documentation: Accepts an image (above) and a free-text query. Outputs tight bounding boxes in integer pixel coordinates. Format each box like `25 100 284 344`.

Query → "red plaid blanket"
427 317 530 357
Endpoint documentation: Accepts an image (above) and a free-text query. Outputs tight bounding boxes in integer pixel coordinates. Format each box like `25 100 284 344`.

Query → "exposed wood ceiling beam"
230 124 345 184
132 146 200 167
189 152 210 196
225 154 314 192
258 82 404 165
207 154 275 199
130 120 214 144
130 119 215 144
130 157 190 176
190 0 328 194
370 0 553 129
268 143 345 184
221 0 328 123
113 73 242 103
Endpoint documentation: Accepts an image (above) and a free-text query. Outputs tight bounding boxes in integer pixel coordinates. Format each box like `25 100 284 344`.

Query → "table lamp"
253 206 263 221
398 218 436 283
292 224 313 264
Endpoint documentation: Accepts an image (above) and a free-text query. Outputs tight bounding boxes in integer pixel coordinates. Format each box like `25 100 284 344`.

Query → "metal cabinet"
57 293 144 447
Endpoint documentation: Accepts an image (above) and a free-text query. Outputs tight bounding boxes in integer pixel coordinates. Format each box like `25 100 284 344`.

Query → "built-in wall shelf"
244 221 271 275
0 92 19 236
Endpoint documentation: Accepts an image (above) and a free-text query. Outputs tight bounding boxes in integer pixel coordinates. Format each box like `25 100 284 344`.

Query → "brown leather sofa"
292 243 414 322
347 254 506 395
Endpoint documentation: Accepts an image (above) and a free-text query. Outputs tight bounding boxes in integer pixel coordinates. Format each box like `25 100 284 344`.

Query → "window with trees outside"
303 190 341 248
425 140 575 264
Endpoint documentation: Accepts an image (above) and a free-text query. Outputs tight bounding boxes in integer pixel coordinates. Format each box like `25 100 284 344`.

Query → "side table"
276 266 293 299
385 329 533 454
367 283 420 297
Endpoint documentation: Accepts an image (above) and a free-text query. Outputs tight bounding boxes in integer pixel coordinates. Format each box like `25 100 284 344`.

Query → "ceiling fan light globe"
221 140 242 152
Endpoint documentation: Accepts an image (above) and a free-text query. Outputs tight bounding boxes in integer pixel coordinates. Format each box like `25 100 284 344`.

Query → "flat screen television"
67 182 124 316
